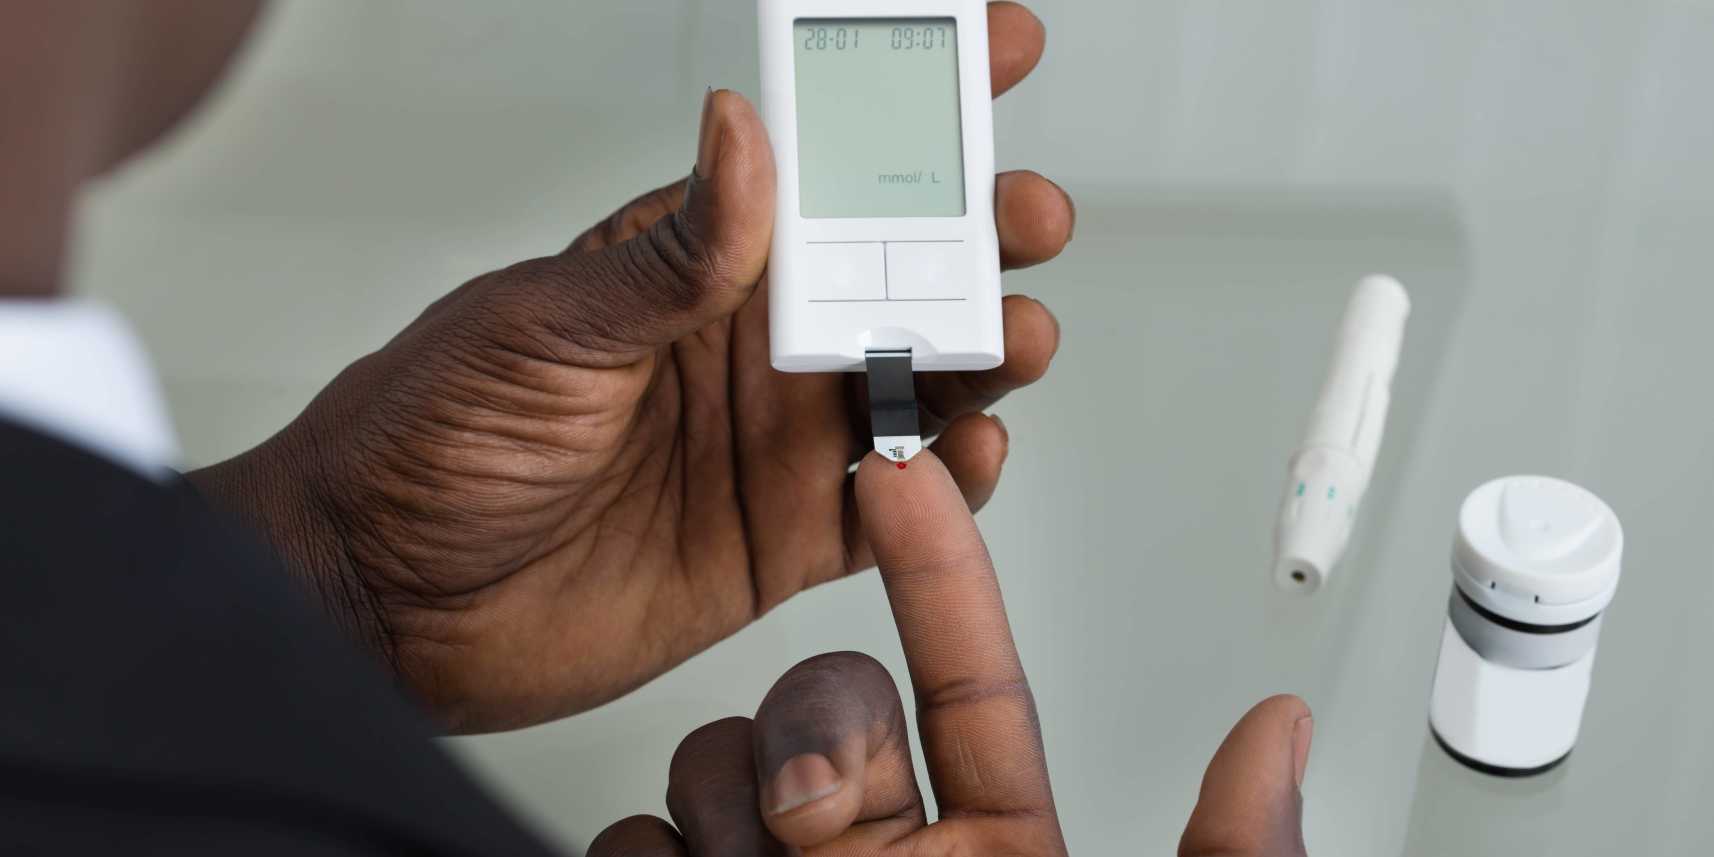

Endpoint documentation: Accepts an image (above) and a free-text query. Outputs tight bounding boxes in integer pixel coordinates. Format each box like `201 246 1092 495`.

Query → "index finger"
854 452 1055 819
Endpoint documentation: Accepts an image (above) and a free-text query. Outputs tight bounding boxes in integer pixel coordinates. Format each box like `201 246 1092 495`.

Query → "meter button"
886 242 964 300
804 242 885 301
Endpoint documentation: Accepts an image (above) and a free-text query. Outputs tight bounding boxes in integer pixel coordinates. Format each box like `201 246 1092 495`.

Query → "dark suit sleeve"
0 421 563 857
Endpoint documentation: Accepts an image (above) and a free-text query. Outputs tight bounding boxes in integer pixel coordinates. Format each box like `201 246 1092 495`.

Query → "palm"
338 265 885 730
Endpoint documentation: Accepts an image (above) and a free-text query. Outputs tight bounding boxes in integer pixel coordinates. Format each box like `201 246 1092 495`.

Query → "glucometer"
759 1 1003 462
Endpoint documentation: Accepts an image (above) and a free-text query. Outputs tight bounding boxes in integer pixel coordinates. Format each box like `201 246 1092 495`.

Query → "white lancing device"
759 0 1004 461
1272 275 1411 592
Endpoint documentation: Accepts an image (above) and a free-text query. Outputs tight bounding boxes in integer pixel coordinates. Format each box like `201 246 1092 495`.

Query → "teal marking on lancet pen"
1327 486 1337 500
1296 482 1306 497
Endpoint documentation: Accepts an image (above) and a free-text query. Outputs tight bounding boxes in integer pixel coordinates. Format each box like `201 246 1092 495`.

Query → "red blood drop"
896 461 908 470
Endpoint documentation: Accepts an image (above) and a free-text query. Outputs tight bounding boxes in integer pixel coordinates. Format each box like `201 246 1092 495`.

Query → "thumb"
1179 695 1313 857
500 89 775 361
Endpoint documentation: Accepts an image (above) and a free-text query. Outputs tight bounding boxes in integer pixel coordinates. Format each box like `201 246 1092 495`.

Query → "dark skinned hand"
189 2 1073 733
586 453 1315 856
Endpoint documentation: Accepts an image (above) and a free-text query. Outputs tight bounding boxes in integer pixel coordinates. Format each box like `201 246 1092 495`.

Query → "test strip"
864 350 923 462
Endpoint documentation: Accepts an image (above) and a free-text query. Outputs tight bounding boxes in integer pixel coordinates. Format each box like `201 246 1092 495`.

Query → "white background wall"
72 1 1714 854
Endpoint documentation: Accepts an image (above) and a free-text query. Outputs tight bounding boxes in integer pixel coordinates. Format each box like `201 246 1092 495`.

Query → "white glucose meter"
759 2 1004 459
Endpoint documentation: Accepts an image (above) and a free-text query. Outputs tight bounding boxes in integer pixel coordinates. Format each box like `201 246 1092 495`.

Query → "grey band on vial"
1447 588 1603 671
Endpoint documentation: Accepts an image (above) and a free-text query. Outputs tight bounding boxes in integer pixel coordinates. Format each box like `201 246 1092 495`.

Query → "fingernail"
1292 716 1314 788
768 753 841 815
1062 186 1078 241
695 87 722 180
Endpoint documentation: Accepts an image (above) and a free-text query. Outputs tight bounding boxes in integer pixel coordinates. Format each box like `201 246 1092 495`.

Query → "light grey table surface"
69 1 1714 853
81 175 1714 857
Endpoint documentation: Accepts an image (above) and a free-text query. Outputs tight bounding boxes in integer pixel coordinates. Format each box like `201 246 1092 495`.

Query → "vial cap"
1455 476 1623 611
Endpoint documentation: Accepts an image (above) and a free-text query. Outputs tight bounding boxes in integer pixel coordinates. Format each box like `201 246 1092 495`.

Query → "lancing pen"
1272 275 1411 593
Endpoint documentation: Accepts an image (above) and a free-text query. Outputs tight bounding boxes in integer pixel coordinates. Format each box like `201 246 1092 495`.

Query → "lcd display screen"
793 18 967 218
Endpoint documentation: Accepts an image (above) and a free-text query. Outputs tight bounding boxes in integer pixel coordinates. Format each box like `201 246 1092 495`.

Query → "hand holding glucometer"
187 2 1072 733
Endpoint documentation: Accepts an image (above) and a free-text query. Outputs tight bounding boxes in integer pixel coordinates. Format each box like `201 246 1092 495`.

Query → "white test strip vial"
1428 476 1625 776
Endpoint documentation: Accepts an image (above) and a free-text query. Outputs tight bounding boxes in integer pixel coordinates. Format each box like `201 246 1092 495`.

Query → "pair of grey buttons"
803 241 967 302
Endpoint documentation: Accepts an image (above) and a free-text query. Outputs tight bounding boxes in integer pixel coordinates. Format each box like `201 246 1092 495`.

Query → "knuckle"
466 259 622 358
1180 841 1264 857
572 180 685 254
759 652 905 759
632 183 686 231
592 210 628 251
916 674 1037 717
665 717 755 816
671 717 753 770
920 823 1060 857
638 207 730 304
790 650 892 686
586 815 678 857
766 651 898 715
